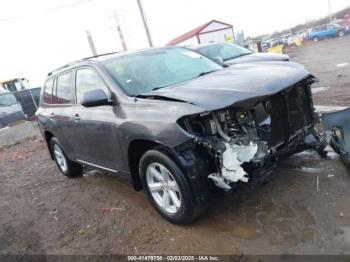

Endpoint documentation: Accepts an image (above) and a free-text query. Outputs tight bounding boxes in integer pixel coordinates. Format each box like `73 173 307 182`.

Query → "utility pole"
136 0 153 47
328 0 333 22
86 30 97 56
113 10 127 51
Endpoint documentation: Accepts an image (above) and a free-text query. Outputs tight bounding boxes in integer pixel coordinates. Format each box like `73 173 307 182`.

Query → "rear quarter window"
54 71 74 104
42 78 54 104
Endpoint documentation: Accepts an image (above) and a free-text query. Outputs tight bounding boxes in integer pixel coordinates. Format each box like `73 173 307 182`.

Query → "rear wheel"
50 137 83 178
338 31 345 37
313 36 319 42
139 149 201 224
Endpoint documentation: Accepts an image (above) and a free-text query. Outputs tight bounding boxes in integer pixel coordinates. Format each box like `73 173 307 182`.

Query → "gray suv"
37 46 328 224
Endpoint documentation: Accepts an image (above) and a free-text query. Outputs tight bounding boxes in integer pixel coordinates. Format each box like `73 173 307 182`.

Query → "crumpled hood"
142 61 311 111
226 53 289 65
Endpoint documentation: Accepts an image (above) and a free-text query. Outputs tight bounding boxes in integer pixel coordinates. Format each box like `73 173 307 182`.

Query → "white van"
0 92 25 128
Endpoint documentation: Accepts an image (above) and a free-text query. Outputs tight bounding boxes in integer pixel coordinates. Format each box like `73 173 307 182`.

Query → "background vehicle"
268 38 283 47
0 92 25 128
282 34 293 45
0 78 30 92
37 47 325 225
309 23 347 42
191 42 289 65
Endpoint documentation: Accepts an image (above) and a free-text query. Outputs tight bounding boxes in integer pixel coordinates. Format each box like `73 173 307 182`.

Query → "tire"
313 37 319 42
338 31 345 37
139 149 200 225
50 137 83 178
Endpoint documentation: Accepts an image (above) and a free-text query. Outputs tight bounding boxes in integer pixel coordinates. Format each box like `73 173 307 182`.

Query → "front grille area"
259 79 314 147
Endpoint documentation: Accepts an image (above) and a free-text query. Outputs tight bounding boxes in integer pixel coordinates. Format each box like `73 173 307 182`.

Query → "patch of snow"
0 126 10 132
327 151 339 159
312 86 330 94
299 167 322 173
336 63 348 67
314 105 348 113
325 146 340 159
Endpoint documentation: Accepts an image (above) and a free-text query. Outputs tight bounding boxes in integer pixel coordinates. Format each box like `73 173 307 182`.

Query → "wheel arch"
128 139 163 191
127 138 213 208
127 138 191 192
44 130 55 159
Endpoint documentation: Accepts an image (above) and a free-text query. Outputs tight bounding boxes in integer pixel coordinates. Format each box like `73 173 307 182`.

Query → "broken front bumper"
322 107 350 167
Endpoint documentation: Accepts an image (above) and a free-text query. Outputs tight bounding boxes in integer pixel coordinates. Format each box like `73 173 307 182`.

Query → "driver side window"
75 68 110 104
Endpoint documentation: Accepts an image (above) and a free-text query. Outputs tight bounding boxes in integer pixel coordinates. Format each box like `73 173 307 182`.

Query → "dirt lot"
1 36 350 256
287 34 350 107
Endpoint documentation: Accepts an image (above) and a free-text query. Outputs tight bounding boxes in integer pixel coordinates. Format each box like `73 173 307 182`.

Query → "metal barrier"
0 88 41 128
13 87 41 117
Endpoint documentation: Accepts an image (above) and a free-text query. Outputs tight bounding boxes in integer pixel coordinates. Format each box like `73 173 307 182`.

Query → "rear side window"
42 78 54 104
75 68 110 104
55 72 73 104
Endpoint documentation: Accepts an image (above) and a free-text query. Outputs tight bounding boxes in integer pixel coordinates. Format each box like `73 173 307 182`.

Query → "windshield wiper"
223 53 252 61
150 85 168 92
140 70 218 95
196 70 218 77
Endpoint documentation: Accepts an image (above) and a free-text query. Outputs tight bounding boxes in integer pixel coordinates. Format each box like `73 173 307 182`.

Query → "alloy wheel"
146 162 182 214
53 144 68 173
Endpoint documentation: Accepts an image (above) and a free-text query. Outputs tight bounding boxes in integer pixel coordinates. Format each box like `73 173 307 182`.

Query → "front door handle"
72 114 80 121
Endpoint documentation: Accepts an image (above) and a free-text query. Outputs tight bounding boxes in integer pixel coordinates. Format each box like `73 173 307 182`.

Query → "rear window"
42 78 54 104
54 72 73 104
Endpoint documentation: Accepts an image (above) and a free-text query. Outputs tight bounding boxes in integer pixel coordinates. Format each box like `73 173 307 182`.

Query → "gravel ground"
286 34 350 107
1 36 350 256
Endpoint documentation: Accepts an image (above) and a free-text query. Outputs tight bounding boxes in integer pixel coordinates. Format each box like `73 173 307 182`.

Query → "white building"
167 20 234 46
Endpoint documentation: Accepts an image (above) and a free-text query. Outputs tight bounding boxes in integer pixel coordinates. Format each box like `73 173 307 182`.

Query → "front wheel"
139 149 201 224
50 137 83 178
313 36 319 42
338 31 345 37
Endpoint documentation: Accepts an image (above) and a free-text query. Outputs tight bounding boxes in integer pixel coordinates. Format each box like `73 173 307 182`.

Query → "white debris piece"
209 142 258 189
314 105 348 113
221 142 257 183
208 173 231 190
300 167 321 173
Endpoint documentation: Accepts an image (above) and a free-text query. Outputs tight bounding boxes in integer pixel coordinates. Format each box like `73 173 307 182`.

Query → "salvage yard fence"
12 88 41 117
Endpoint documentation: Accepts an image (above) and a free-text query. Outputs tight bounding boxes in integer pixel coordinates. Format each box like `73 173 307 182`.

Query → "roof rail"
82 51 121 60
47 51 121 76
47 60 82 76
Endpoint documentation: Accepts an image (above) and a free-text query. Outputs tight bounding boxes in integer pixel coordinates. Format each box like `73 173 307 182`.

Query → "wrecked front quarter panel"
322 108 350 167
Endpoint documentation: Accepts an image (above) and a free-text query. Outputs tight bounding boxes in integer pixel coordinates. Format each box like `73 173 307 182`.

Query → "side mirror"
81 88 111 107
213 56 224 64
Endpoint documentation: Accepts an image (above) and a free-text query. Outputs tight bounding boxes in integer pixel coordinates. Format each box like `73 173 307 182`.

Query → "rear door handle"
72 114 80 121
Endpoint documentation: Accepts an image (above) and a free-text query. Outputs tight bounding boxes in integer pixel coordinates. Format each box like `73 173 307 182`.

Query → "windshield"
0 93 17 107
196 43 252 61
102 47 223 96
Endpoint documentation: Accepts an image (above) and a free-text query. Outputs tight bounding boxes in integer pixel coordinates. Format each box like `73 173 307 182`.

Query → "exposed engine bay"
178 77 327 190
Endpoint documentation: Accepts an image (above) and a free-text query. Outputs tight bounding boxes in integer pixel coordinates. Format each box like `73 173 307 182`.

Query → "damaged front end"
177 77 327 190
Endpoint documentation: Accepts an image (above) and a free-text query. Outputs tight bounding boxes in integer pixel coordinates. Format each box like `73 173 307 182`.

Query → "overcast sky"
0 0 349 86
